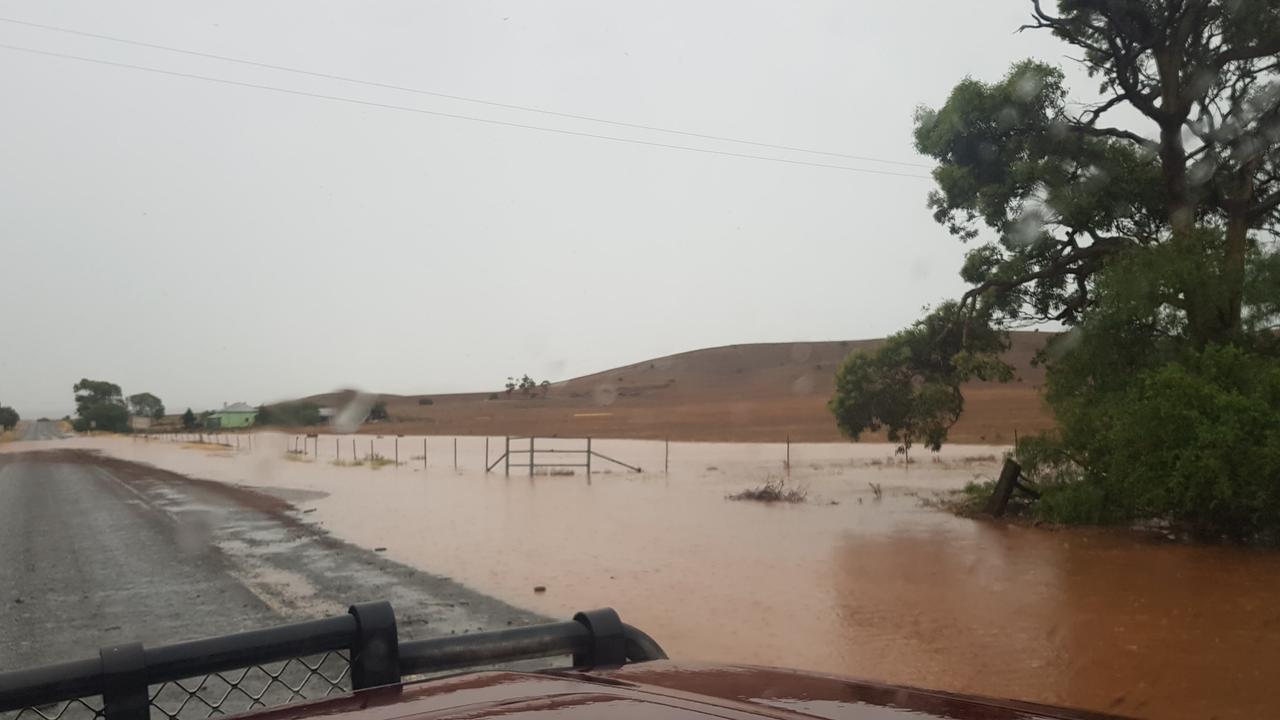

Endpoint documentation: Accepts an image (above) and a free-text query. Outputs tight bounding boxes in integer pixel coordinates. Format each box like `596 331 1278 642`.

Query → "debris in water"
534 585 547 593
302 508 317 514
374 547 387 552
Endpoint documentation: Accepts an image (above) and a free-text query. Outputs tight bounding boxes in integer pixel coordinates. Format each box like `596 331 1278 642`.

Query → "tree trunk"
1223 206 1249 337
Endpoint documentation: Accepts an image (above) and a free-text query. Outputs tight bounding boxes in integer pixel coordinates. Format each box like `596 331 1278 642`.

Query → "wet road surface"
20 420 66 441
0 449 542 670
0 456 276 666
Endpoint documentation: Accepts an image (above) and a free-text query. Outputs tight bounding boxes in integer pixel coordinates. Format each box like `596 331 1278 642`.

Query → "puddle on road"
27 434 1280 720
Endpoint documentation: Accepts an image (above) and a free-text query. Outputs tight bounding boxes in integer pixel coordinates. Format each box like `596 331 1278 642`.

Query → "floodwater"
15 433 1280 719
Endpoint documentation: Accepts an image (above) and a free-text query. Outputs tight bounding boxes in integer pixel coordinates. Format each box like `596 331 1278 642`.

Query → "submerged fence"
139 430 1006 481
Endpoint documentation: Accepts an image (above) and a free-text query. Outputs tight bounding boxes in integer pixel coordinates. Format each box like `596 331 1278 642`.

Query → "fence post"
665 438 669 474
504 436 510 476
353 437 357 461
786 435 791 474
395 436 399 465
99 642 148 720
336 437 340 461
529 437 535 476
370 438 374 459
485 437 490 473
586 437 592 476
423 437 428 469
453 438 458 470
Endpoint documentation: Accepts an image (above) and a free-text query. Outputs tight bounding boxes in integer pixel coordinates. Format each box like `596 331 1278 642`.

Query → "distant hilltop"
286 331 1057 443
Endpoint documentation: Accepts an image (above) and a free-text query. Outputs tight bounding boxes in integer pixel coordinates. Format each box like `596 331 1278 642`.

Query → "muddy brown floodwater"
12 434 1280 719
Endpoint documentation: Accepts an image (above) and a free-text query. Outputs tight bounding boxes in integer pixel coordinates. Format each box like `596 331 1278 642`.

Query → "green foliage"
74 378 123 414
368 400 389 421
255 402 322 427
127 392 165 420
181 408 198 430
506 374 546 397
829 303 1010 456
72 403 130 433
0 405 19 431
913 2 1280 343
883 1 1280 540
72 378 129 432
1027 344 1280 540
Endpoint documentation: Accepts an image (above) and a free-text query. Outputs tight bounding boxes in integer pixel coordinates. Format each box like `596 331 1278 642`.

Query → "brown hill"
295 331 1055 443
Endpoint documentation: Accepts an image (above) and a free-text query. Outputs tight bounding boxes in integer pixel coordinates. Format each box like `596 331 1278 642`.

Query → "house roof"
215 402 257 414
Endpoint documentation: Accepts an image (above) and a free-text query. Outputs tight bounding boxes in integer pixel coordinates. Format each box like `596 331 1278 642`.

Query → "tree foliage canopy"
833 1 1280 537
73 378 129 432
0 405 18 431
255 402 322 427
829 303 1010 456
914 0 1280 345
127 392 165 420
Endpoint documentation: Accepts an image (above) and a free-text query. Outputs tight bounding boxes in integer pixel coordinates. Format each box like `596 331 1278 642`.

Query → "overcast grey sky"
1 1 1083 417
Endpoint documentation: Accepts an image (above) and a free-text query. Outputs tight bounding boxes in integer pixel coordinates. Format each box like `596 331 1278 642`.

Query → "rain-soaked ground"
6 432 1280 720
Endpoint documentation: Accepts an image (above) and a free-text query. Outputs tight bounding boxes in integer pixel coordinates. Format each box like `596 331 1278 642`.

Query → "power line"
0 42 932 179
0 15 931 170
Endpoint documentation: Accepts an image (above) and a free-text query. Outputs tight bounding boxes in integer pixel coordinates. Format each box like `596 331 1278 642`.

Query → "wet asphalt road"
20 420 67 441
0 427 542 671
0 457 278 668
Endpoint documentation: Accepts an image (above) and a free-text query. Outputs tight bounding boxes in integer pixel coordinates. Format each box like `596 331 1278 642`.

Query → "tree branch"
1067 122 1160 150
1215 39 1280 68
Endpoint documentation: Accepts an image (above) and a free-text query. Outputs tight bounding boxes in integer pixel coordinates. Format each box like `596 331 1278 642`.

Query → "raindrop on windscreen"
1008 211 1045 247
791 375 815 396
1012 72 1044 101
593 385 617 406
1188 156 1217 186
333 392 376 434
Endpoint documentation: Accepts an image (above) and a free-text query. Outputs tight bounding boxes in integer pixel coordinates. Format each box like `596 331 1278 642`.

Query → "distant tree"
72 378 129 432
127 392 165 420
368 400 389 421
487 392 499 401
181 408 198 430
518 374 536 396
417 397 434 405
0 406 19 431
74 378 123 415
505 377 516 397
539 379 551 397
254 402 322 427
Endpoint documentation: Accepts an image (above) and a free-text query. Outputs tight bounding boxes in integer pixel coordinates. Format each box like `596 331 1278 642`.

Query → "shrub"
1025 345 1280 540
417 398 434 405
727 477 807 503
256 402 323 427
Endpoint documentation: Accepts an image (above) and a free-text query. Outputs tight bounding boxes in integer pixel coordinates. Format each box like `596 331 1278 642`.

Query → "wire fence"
0 651 350 720
137 431 1011 483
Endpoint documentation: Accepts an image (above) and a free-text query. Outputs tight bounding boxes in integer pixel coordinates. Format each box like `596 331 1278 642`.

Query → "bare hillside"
296 331 1055 443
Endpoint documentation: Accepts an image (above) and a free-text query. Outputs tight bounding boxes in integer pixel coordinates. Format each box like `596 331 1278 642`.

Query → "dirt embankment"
284 331 1056 443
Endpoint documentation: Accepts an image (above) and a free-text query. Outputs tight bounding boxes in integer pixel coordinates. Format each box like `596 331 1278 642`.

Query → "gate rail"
487 437 642 476
0 604 665 720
